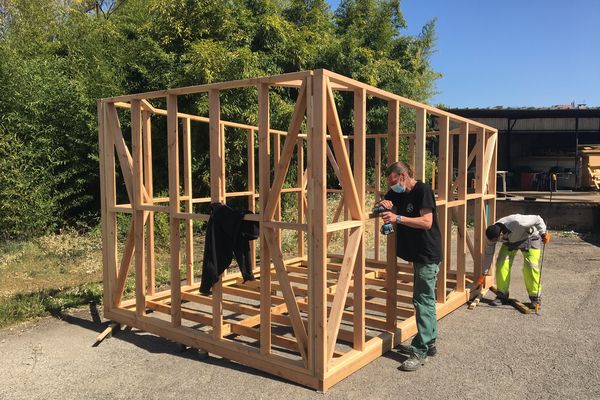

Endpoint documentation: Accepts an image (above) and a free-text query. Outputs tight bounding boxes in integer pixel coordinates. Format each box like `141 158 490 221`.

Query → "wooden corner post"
258 83 272 355
209 89 224 339
386 99 399 332
436 116 450 302
167 94 181 327
353 87 366 351
308 70 327 381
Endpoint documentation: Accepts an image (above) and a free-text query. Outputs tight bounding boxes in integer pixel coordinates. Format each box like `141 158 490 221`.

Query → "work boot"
399 352 427 372
427 343 437 356
529 296 541 310
490 292 509 306
398 343 437 357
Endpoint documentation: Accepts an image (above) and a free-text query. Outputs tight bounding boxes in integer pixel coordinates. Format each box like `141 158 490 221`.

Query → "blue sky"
326 0 600 108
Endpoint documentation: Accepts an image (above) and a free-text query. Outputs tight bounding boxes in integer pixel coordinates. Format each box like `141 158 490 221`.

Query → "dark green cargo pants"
410 262 440 356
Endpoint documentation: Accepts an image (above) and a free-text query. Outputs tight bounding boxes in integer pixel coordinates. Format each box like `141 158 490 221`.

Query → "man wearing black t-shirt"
377 161 442 372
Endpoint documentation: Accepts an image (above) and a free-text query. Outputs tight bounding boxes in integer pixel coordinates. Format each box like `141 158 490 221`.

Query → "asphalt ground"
1 234 599 400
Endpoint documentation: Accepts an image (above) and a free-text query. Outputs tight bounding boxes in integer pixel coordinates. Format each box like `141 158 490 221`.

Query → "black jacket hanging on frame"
200 203 259 295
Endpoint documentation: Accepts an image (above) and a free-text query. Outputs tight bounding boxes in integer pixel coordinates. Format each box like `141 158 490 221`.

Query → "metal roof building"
447 106 600 190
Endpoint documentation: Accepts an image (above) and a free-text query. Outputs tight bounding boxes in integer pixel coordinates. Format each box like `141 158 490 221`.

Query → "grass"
0 229 103 327
0 230 103 299
0 227 177 329
0 269 180 328
0 283 104 327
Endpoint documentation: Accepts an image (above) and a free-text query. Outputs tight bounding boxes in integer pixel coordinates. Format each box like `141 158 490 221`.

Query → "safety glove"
541 232 550 244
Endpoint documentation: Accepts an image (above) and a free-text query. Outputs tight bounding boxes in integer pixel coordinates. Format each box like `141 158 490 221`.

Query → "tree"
0 0 441 240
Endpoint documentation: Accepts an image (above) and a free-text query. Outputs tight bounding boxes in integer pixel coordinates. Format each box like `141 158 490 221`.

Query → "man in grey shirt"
483 214 550 309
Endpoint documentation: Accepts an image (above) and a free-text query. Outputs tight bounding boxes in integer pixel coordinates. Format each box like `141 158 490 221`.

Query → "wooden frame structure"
98 69 498 390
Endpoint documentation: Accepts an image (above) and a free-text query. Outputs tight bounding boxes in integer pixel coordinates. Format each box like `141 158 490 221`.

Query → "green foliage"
0 0 440 241
0 129 58 239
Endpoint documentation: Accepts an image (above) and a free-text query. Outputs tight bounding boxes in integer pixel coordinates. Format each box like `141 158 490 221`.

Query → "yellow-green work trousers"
495 244 541 297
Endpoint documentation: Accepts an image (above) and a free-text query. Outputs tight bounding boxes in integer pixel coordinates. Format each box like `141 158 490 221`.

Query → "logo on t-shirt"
406 203 414 214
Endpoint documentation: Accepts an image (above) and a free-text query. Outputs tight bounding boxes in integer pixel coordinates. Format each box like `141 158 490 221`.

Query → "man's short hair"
385 161 413 178
485 224 502 240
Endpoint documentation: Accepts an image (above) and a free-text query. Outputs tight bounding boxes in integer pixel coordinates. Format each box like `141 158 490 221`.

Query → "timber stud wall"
98 69 497 390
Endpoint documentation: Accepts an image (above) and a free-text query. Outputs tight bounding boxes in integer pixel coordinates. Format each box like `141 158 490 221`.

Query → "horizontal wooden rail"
326 220 364 233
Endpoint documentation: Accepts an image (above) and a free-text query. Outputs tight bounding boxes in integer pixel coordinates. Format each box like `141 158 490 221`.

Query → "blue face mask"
391 183 405 193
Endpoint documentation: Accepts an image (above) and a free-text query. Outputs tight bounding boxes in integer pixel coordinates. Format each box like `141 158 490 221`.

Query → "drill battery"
372 204 394 235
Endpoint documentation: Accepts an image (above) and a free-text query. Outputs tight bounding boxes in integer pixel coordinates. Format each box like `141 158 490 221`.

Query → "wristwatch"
396 215 403 224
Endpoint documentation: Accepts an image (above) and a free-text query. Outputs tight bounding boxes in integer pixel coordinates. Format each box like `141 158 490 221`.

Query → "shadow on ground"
55 305 305 389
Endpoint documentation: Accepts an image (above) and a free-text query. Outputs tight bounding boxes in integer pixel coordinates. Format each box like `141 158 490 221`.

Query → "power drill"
372 204 394 235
